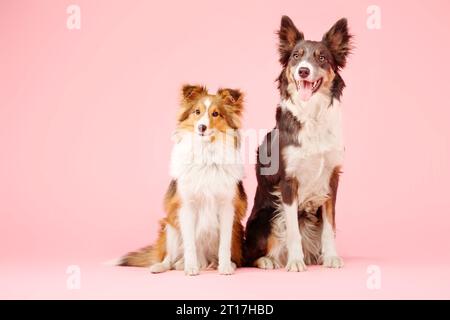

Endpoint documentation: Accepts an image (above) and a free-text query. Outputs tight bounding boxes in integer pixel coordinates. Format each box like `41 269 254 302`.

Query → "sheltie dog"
244 16 353 271
119 85 247 275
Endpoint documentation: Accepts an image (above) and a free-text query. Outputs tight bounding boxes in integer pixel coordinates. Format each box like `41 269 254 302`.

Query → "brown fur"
322 19 353 69
299 209 323 265
277 16 304 66
280 177 299 205
327 165 341 230
230 182 247 266
266 233 280 255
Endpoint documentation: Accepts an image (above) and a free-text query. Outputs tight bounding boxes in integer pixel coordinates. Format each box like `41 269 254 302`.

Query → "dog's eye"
319 55 326 62
293 53 299 59
212 111 219 117
194 109 200 115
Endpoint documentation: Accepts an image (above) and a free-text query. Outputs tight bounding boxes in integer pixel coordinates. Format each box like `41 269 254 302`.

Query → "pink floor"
2 256 450 299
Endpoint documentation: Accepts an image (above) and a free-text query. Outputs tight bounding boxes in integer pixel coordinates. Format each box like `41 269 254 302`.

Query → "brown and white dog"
244 16 352 271
119 85 247 275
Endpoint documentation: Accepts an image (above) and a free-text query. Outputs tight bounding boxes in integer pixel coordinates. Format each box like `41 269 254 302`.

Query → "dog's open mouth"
296 78 322 101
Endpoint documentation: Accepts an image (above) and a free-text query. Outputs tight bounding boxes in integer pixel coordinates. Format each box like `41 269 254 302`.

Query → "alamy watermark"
66 265 81 290
367 5 381 30
366 265 381 290
66 5 81 30
174 128 279 175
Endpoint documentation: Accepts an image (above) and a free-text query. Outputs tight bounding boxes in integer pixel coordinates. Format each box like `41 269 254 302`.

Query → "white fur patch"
203 98 211 108
281 92 344 209
294 61 316 81
168 132 244 273
321 206 337 257
196 110 210 133
165 224 182 263
284 201 304 262
218 201 235 274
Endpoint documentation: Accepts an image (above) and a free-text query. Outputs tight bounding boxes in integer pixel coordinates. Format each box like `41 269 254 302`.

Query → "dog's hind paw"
149 262 170 274
255 257 281 270
173 259 184 270
323 256 344 268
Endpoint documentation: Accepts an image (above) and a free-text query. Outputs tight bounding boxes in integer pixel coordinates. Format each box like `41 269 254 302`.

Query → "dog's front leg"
179 205 199 276
281 178 307 272
218 201 236 275
321 200 344 268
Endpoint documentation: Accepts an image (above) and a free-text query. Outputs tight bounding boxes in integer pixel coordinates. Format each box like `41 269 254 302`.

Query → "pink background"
1 0 450 299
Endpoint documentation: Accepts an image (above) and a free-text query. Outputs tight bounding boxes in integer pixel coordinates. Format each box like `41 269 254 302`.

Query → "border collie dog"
244 16 352 271
120 85 247 276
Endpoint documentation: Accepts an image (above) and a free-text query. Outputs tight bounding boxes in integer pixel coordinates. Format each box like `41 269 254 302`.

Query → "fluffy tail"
118 245 156 267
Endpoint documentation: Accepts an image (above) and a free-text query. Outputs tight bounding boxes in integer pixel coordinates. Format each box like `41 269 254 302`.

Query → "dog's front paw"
286 259 307 272
218 262 236 275
323 256 344 268
184 264 200 276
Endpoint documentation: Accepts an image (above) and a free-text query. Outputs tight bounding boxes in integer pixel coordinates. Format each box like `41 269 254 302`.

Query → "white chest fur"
169 133 244 197
169 132 243 265
281 93 344 209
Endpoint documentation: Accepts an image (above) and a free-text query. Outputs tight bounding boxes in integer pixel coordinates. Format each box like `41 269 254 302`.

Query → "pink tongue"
298 81 313 101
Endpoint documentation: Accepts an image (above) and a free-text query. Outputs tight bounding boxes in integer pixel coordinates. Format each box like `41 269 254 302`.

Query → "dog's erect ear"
278 15 304 66
217 88 244 128
181 84 207 102
218 88 244 110
178 84 207 122
322 18 353 69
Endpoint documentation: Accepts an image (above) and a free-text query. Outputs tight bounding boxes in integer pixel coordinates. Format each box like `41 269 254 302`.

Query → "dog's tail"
118 245 156 267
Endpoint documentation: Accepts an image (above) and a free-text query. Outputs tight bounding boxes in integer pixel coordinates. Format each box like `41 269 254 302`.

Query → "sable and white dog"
244 16 353 271
120 85 247 276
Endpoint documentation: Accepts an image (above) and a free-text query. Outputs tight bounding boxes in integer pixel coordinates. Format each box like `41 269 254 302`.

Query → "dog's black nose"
299 67 310 78
198 124 207 133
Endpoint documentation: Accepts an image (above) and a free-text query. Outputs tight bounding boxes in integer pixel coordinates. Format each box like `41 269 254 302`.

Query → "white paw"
323 256 344 268
184 264 200 276
255 257 280 270
218 262 236 275
286 259 307 272
174 259 184 271
149 262 170 274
